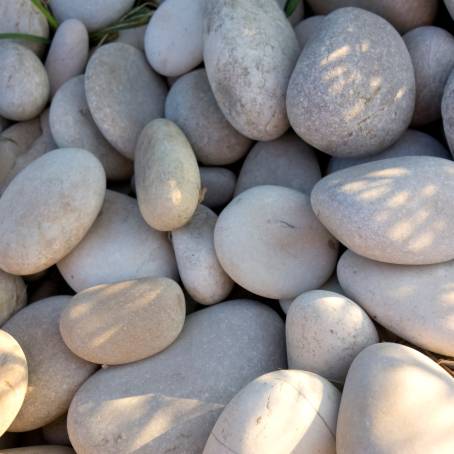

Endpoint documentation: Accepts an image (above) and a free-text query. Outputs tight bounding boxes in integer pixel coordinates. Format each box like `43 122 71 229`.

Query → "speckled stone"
0 43 49 121
337 343 454 454
3 296 97 432
60 277 186 365
441 69 454 160
0 149 106 275
45 19 89 97
85 43 167 159
165 69 252 165
234 131 321 196
50 76 133 180
294 16 325 48
67 300 286 454
0 270 26 326
404 26 454 126
204 370 340 454
328 129 451 173
0 330 28 437
286 290 378 383
287 7 415 157
214 185 338 299
204 0 300 141
172 205 234 305
0 0 49 55
58 190 177 292
145 0 204 77
338 249 454 356
306 0 438 33
49 0 135 32
311 156 454 265
200 167 236 208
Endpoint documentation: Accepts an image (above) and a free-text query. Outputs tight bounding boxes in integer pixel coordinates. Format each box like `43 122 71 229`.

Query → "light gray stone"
165 69 252 165
0 148 106 275
45 19 89 97
286 290 378 383
404 26 454 126
328 129 451 173
200 167 236 208
172 205 234 305
287 7 415 157
145 0 204 77
235 131 321 196
135 119 201 231
3 296 97 432
115 25 146 50
50 76 133 180
49 0 135 32
312 156 454 265
0 43 49 121
204 0 300 141
214 185 338 299
306 0 438 33
338 249 454 356
204 370 340 454
67 300 286 453
58 190 177 292
294 16 325 48
337 343 454 454
85 43 167 159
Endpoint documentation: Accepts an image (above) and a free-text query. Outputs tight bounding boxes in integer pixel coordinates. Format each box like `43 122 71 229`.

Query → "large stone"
337 343 454 454
204 0 300 141
311 156 454 265
0 149 106 275
204 370 340 454
287 7 415 157
58 190 177 292
338 249 454 356
67 300 286 453
214 185 338 299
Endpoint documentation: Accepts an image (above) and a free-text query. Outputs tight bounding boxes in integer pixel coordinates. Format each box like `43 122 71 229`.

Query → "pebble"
294 16 325 48
200 167 236 209
0 270 27 326
441 68 454 159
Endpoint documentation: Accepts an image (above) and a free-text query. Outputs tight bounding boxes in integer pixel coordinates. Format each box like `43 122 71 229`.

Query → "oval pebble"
200 167 236 208
45 19 89 97
312 156 454 265
204 370 340 454
172 205 234 305
0 330 28 437
0 0 49 55
2 296 97 432
286 290 378 383
67 300 285 453
234 131 321 196
214 185 338 299
85 43 167 159
294 16 325 48
204 0 300 141
49 0 135 32
50 76 133 180
135 119 201 231
287 7 415 157
328 129 451 173
60 277 186 365
165 69 252 165
404 26 454 126
337 343 454 454
0 43 49 122
0 148 106 275
338 249 454 356
306 0 438 33
145 0 204 77
0 270 26 326
58 190 177 292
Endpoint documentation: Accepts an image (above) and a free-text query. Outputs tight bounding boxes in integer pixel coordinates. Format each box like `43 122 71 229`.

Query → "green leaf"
30 0 59 30
285 0 301 16
0 33 50 44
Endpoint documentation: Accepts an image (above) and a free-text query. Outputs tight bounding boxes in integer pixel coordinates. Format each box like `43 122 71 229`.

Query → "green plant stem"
30 0 59 30
285 0 301 16
0 32 50 44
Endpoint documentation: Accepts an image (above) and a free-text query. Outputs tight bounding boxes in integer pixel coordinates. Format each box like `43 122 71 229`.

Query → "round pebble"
200 167 236 208
294 16 325 48
85 43 167 159
214 185 339 299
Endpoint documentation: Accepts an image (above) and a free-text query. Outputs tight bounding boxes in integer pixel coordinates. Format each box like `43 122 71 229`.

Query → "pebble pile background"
0 0 454 453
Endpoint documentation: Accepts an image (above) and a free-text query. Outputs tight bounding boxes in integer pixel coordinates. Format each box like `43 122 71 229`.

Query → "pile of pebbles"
0 0 454 453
